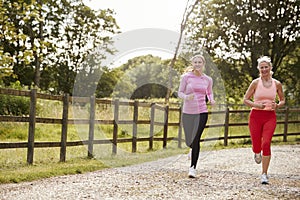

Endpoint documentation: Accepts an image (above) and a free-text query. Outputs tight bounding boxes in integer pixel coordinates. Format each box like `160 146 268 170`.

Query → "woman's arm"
178 75 188 99
275 80 285 109
178 74 194 100
243 79 264 109
206 76 215 105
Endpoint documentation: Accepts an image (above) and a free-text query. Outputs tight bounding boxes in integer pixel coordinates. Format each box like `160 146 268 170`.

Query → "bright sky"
83 0 190 67
83 0 188 32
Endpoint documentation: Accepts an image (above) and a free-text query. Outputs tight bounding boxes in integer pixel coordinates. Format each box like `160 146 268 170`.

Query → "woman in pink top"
244 56 285 184
178 54 215 178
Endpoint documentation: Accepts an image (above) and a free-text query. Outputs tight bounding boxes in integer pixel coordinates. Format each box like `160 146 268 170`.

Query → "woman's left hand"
210 100 216 105
271 101 278 110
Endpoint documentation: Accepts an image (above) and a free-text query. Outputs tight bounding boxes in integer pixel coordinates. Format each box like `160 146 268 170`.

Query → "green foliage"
109 54 183 99
188 0 299 71
0 0 119 94
0 0 48 87
276 47 300 105
95 67 124 98
186 0 300 104
0 94 30 116
0 82 31 116
213 58 252 103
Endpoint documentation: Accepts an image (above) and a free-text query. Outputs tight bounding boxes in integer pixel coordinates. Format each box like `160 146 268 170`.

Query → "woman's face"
192 57 205 72
258 61 272 77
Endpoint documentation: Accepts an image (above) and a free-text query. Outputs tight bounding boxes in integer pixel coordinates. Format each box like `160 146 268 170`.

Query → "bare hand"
259 103 266 109
186 94 194 100
271 101 277 110
261 102 275 110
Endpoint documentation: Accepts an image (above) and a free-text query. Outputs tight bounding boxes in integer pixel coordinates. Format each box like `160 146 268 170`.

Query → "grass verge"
0 144 187 184
1 141 299 184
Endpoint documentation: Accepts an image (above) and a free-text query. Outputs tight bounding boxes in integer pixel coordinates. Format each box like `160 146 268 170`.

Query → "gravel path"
0 145 299 200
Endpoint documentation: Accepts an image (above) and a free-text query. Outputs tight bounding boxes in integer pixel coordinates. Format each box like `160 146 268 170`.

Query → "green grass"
0 99 299 184
0 143 187 184
0 157 104 183
1 140 299 184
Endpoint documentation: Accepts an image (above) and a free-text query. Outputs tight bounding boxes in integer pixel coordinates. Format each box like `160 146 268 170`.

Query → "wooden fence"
0 88 299 164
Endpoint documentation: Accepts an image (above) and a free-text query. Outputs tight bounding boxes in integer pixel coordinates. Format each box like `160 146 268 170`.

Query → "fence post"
224 106 229 146
283 106 289 142
132 100 138 153
88 95 95 158
112 99 119 154
60 93 69 162
178 106 182 148
27 89 37 164
149 103 155 150
163 105 169 148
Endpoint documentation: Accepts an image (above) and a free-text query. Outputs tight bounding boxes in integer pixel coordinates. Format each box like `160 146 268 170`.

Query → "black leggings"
182 113 208 168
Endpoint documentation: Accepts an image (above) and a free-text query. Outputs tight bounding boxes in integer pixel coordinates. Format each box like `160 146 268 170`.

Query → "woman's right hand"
186 94 194 100
259 103 266 109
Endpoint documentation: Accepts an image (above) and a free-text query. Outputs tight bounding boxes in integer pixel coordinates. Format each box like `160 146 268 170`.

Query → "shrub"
0 82 31 116
0 94 30 116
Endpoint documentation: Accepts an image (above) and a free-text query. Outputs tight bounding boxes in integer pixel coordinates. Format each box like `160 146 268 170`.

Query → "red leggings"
249 109 276 156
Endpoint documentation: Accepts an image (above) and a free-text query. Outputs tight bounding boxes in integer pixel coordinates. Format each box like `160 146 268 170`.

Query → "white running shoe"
187 149 192 160
261 173 269 184
254 153 262 164
188 167 196 178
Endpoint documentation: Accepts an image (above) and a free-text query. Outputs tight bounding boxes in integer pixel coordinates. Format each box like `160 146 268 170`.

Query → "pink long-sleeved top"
178 72 214 114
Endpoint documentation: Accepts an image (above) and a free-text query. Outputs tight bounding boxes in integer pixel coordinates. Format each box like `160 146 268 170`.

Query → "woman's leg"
249 110 263 154
261 112 276 174
262 156 271 175
191 113 208 168
182 113 200 148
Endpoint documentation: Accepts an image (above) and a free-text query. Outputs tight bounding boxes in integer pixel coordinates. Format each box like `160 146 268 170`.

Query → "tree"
165 0 200 103
1 0 119 95
41 0 119 94
276 47 300 105
95 67 124 98
0 0 48 87
186 0 300 103
111 55 179 99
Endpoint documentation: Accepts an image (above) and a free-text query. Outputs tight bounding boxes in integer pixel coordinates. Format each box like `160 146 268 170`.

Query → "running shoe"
254 153 262 164
188 166 196 178
261 173 269 184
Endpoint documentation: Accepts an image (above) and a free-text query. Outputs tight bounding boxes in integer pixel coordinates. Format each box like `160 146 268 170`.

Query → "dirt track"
0 145 299 200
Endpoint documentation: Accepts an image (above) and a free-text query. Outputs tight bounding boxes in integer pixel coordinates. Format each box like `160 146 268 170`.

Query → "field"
0 99 299 184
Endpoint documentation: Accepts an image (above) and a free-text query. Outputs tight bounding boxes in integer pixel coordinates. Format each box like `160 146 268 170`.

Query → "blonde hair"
182 55 207 74
257 56 272 67
257 56 274 76
191 54 206 65
184 66 194 73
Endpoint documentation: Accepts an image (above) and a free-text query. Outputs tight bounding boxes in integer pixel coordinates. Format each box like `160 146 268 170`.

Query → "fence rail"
0 88 299 164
